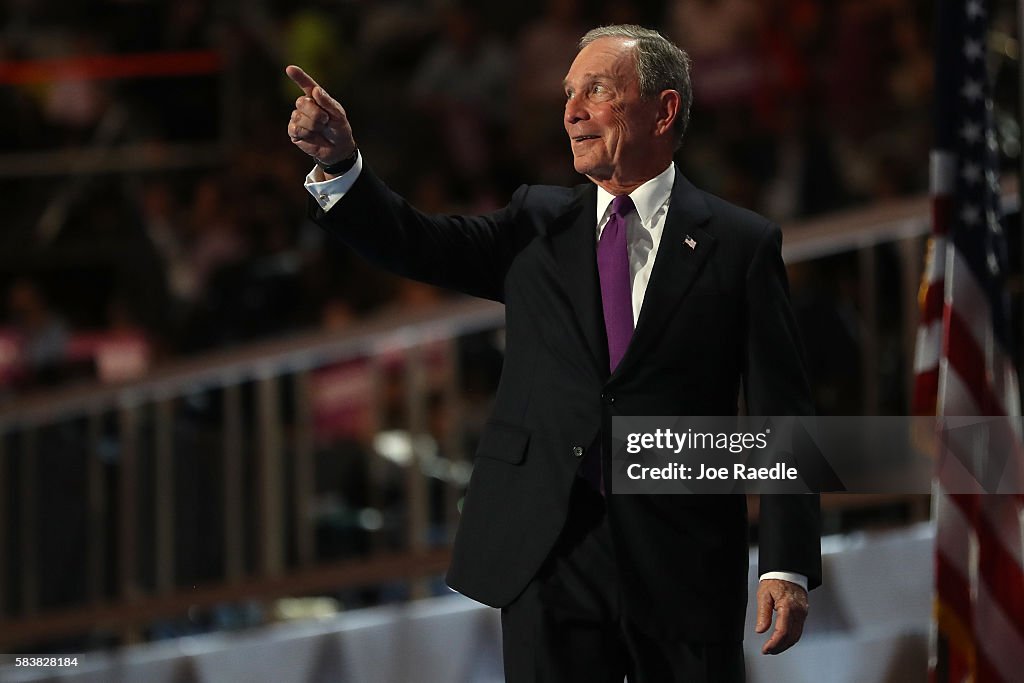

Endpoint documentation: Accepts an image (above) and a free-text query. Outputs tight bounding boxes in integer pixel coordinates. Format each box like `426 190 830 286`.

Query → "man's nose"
564 98 587 126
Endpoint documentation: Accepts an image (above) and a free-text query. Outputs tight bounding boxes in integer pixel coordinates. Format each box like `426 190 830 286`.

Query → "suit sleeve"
308 163 529 302
744 223 823 590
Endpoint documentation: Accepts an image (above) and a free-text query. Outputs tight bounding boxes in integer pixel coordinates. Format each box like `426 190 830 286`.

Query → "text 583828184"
13 657 79 667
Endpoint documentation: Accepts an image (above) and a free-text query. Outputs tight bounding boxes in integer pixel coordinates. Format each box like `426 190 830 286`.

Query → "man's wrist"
759 572 808 592
317 147 358 176
305 150 363 212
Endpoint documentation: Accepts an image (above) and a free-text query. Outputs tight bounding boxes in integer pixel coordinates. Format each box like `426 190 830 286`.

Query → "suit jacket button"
572 445 584 458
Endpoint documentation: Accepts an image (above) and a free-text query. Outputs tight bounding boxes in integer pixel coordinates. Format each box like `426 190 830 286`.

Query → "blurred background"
0 0 1021 681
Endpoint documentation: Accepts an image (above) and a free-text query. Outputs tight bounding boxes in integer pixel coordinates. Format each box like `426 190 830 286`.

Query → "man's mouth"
572 135 600 142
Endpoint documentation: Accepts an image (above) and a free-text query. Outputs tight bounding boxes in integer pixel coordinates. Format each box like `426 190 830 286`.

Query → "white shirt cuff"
303 151 364 213
759 572 808 592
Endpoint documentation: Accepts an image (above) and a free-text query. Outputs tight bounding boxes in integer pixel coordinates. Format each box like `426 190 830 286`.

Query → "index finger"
286 65 318 96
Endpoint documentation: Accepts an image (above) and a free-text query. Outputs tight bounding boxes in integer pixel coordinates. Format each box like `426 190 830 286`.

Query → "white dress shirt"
305 157 808 592
594 162 674 327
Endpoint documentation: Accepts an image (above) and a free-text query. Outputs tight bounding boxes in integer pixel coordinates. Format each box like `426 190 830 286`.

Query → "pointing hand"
285 65 356 167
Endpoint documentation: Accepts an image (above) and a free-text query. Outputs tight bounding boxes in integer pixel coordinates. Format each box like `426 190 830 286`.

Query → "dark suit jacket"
310 162 822 642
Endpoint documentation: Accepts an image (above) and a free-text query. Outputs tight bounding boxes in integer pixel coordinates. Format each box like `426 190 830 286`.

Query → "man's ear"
655 90 681 138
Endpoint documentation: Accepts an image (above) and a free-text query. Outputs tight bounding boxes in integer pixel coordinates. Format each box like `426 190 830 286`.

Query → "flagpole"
1018 0 1024 389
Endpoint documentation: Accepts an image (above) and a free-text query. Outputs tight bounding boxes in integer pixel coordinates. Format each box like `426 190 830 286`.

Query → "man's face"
563 37 663 184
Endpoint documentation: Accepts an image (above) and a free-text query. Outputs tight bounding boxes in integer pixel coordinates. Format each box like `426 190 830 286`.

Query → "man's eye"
592 84 605 94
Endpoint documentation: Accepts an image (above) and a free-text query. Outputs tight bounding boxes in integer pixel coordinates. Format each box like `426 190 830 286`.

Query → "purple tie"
598 194 635 371
583 194 634 496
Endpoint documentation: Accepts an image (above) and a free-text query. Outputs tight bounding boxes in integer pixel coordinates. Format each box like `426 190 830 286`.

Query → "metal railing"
0 298 503 648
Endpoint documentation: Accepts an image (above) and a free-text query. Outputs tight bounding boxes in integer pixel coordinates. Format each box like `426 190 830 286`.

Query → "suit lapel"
547 184 609 375
612 170 715 380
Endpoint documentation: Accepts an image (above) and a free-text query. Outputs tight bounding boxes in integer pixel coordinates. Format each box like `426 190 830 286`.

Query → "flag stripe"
937 488 976 576
934 596 975 671
977 653 1003 683
949 495 1024 640
974 575 1024 681
941 494 1024 683
944 308 1005 415
977 523 1024 641
943 499 1024 683
999 357 1022 419
937 358 981 419
935 550 973 630
915 320 943 372
921 280 946 327
913 367 940 415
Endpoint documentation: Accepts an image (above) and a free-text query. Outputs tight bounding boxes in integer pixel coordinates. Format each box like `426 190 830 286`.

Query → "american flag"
913 1 1024 681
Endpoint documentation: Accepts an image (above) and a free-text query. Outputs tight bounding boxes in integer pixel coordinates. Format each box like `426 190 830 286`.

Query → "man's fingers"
287 116 328 146
763 620 803 654
289 133 329 158
289 121 315 140
285 65 318 96
292 108 326 131
762 606 792 654
293 87 343 125
755 587 773 633
295 97 329 124
311 86 346 120
288 110 310 136
755 580 808 655
762 628 788 654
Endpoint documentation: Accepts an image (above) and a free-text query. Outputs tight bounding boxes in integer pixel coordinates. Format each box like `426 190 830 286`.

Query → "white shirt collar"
595 163 676 227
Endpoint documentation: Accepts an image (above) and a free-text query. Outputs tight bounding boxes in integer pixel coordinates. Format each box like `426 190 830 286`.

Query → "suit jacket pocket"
474 422 530 465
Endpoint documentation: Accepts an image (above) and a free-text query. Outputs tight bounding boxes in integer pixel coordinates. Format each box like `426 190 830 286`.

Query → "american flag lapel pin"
684 235 697 250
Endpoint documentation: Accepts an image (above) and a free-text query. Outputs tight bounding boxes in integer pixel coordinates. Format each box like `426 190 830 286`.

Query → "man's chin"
573 159 607 179
576 166 613 182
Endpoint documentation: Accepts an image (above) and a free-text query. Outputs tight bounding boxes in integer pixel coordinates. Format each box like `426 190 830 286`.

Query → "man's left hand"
755 579 808 655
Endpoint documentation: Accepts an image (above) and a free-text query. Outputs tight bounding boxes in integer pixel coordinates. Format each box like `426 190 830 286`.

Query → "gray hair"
579 24 693 149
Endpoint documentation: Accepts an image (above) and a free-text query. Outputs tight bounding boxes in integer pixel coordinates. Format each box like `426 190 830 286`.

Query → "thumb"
755 590 774 633
311 85 345 119
285 64 318 96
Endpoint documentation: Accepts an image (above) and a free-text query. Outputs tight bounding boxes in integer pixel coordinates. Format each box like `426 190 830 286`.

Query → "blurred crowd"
0 0 940 397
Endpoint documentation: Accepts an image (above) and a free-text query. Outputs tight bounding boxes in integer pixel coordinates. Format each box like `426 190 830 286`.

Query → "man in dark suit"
287 23 820 683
